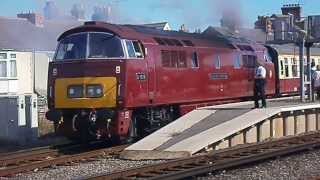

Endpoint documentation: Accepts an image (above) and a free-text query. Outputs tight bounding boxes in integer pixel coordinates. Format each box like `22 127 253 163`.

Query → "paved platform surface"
121 97 320 160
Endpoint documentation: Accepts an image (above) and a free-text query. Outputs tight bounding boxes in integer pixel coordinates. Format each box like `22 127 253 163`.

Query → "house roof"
0 16 81 51
142 22 171 30
202 26 255 44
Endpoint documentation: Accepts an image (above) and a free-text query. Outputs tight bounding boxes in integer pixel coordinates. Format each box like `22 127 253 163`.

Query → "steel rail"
0 144 129 177
87 131 320 180
0 143 82 167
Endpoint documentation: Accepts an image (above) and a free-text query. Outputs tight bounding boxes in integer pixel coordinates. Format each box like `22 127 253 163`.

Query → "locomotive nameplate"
210 73 228 80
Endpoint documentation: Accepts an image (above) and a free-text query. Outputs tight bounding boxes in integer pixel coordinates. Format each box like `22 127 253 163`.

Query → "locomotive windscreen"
54 32 124 61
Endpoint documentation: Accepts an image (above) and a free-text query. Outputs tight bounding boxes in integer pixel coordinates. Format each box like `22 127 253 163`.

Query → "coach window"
292 58 298 77
191 52 199 68
280 60 284 76
214 54 221 69
284 58 289 77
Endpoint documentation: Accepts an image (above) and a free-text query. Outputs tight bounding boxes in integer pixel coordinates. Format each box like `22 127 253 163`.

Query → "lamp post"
299 34 305 102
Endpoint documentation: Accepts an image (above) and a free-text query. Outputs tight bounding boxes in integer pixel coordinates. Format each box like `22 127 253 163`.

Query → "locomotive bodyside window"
214 55 221 69
242 55 256 68
178 51 187 68
234 54 241 69
191 52 199 68
171 51 178 68
161 50 171 67
161 50 187 68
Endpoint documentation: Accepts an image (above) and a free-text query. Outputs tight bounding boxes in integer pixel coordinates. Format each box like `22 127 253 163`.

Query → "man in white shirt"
254 61 267 108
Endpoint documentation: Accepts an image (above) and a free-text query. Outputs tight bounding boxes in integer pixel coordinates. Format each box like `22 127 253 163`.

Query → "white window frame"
0 52 18 79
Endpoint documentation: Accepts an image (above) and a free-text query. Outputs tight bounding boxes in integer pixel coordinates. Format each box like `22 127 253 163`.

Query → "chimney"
281 4 302 21
17 12 44 27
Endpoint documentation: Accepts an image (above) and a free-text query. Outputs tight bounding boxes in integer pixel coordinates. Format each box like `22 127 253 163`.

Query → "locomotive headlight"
86 84 103 98
67 85 84 98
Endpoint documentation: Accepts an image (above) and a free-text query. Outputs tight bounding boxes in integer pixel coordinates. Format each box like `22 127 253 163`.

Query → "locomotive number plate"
136 72 146 81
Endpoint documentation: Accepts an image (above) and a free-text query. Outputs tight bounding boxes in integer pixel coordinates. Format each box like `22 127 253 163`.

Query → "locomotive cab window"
54 32 124 61
89 33 124 58
55 33 87 60
125 40 144 59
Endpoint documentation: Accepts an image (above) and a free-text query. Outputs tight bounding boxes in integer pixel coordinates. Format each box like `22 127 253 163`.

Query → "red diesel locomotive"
46 21 298 142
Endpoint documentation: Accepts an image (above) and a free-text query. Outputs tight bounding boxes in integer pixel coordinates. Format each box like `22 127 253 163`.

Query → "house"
0 13 81 144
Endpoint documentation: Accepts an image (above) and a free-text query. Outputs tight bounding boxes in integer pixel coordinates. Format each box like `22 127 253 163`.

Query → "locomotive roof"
58 21 238 49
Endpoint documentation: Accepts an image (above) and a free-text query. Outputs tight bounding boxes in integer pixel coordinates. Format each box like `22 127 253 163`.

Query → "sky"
1 0 320 31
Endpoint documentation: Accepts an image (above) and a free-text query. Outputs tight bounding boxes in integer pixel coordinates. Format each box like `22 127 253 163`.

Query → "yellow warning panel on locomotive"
55 77 117 108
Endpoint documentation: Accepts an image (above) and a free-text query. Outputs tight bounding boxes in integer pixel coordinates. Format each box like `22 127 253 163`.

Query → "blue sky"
2 0 320 31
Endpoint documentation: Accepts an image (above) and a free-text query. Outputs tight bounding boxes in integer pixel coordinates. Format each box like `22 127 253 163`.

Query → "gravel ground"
2 149 319 180
201 148 320 180
10 156 164 180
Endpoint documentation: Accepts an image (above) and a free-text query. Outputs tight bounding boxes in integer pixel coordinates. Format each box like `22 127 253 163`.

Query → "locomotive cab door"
146 46 156 103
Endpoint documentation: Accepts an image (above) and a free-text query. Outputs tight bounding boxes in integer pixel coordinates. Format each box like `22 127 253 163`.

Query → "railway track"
86 131 320 180
0 143 129 177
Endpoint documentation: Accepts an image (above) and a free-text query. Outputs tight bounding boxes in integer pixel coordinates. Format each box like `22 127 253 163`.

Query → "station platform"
120 97 320 160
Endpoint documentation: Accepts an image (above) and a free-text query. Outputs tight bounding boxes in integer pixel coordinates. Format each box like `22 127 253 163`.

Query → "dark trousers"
254 79 266 108
315 87 320 100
